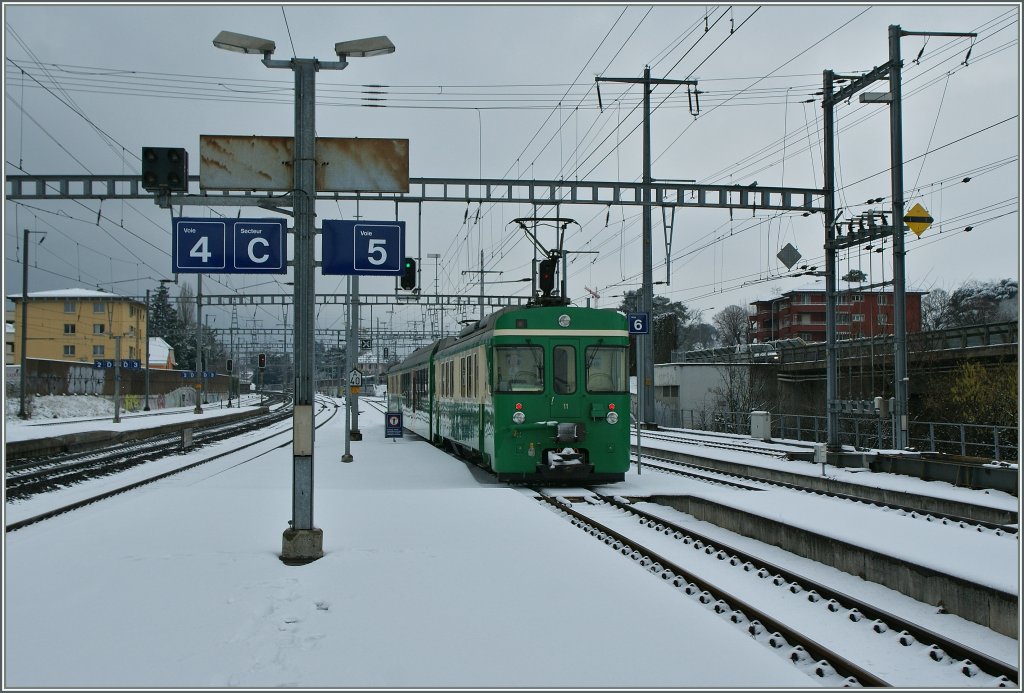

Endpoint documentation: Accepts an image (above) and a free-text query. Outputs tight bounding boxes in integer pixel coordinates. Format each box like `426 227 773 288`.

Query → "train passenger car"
388 304 630 484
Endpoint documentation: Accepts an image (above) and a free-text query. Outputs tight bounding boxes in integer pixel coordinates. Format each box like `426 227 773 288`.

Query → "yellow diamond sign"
904 202 934 238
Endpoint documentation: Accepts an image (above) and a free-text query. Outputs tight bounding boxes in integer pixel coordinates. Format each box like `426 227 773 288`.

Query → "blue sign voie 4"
172 217 286 274
321 220 405 275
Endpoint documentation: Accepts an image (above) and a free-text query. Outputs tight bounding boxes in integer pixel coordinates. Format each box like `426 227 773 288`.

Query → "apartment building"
749 280 924 343
8 288 148 365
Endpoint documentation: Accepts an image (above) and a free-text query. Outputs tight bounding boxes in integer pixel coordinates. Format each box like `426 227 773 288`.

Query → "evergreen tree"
617 291 704 369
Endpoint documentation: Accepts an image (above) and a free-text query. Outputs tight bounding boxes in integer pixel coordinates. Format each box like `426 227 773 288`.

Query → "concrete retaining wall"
649 493 1018 638
643 445 1017 526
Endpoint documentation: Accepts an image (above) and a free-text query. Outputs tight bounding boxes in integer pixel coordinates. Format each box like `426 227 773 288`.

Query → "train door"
549 341 581 418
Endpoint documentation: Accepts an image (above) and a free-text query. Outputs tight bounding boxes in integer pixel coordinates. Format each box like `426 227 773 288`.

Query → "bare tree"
713 305 750 346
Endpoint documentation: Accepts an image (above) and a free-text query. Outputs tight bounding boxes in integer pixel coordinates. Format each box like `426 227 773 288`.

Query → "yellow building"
7 289 148 365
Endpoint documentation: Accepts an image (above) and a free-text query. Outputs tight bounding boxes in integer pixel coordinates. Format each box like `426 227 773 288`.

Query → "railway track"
632 449 1017 536
5 396 340 533
533 490 1017 688
638 429 793 459
630 429 1015 532
6 395 294 499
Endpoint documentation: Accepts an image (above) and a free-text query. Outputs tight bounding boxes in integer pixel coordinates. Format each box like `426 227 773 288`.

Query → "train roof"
389 304 627 373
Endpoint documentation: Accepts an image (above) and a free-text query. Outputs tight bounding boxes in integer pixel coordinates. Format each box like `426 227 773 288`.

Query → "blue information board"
172 217 285 274
93 359 141 369
385 411 404 438
627 312 650 334
322 220 405 276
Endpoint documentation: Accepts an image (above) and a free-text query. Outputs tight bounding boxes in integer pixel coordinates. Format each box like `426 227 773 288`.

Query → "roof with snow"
751 279 929 303
6 288 143 304
148 337 173 363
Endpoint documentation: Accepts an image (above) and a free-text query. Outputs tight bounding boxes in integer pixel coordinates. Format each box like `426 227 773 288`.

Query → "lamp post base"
280 527 324 565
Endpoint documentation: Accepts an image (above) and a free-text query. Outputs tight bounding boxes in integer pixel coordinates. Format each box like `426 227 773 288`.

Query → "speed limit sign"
626 312 650 334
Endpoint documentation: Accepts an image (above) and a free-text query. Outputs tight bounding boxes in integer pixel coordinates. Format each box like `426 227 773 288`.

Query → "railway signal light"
141 147 188 192
401 257 417 290
258 352 267 369
538 257 557 296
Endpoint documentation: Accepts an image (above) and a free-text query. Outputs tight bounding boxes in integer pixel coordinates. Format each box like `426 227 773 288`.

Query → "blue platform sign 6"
627 312 650 334
322 220 405 276
172 217 285 274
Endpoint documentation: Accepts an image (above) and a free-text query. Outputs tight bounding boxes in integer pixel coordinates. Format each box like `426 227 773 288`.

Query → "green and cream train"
387 304 631 483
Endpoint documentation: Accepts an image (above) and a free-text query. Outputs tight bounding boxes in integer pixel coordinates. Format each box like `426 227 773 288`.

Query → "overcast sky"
3 3 1020 352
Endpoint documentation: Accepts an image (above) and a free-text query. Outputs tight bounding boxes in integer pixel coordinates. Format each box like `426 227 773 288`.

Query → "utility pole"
144 288 152 411
597 68 697 428
113 335 122 423
461 250 501 321
18 229 30 419
350 274 362 441
822 25 975 452
194 273 203 414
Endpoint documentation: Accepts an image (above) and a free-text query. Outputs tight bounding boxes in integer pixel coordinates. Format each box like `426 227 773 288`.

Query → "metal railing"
658 408 1018 462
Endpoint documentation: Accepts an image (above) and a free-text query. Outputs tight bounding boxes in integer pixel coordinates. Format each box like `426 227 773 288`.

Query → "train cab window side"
585 345 628 392
494 345 544 392
553 345 577 394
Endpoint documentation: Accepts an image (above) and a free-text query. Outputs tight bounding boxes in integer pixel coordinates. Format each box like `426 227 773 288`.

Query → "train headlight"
606 411 619 424
513 411 526 424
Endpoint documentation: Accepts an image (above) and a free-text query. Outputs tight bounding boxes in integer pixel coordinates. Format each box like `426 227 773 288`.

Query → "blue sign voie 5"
322 220 405 276
172 217 286 274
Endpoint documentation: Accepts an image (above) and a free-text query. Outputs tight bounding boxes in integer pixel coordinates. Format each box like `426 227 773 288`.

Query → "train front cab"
489 310 630 484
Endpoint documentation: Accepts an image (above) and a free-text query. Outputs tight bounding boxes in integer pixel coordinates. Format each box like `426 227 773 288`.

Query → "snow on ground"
2 395 1020 687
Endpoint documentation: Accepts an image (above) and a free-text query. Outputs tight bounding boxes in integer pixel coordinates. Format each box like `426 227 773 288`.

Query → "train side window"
553 345 576 394
494 345 543 392
585 345 627 392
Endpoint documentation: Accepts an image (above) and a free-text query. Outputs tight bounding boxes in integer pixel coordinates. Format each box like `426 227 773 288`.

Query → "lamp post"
18 228 45 419
214 29 395 566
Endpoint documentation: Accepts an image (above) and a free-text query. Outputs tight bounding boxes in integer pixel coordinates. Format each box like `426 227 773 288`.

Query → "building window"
93 302 106 313
877 294 889 305
852 314 865 323
93 324 105 335
837 294 851 305
851 293 864 302
837 313 851 324
877 313 888 325
64 324 76 334
64 300 76 313
128 325 135 337
129 346 136 359
63 344 76 356
93 344 105 356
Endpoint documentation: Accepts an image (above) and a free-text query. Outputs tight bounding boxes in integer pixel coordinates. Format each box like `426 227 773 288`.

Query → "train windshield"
585 345 628 392
494 345 544 392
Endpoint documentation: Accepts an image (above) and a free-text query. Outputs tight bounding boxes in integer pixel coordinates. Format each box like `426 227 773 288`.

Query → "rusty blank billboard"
199 135 409 193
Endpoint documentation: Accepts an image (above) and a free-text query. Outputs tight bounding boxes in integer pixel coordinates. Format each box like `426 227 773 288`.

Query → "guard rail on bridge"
679 321 1018 365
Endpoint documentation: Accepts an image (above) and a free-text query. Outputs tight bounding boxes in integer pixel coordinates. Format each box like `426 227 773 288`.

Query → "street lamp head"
213 30 276 55
335 35 395 58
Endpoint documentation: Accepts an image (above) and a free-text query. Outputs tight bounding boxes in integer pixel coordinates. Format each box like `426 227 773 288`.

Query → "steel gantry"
6 174 825 213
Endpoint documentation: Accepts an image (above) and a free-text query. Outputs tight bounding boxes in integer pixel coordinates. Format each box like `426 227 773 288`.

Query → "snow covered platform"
5 398 816 688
